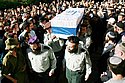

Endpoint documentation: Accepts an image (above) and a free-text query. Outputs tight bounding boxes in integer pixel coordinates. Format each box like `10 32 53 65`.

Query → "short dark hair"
67 36 79 44
116 22 124 30
107 56 125 75
23 21 30 29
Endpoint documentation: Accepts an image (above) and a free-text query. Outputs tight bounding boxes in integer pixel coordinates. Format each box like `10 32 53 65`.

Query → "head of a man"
107 56 125 76
5 38 19 51
28 36 41 54
105 31 116 42
115 42 125 60
118 14 124 22
80 23 88 34
107 17 116 25
66 36 79 53
114 22 124 34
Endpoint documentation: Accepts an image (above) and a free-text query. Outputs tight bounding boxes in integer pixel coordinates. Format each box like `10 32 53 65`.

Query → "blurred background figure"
105 56 125 83
2 38 28 83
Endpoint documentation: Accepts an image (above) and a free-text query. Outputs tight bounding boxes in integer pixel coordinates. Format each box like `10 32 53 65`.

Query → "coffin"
51 8 84 39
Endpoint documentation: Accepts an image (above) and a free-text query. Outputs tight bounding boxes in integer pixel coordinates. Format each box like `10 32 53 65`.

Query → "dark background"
0 0 103 10
0 0 51 10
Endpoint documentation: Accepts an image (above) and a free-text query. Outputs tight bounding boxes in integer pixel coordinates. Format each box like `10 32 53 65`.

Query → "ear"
121 51 125 58
120 51 123 55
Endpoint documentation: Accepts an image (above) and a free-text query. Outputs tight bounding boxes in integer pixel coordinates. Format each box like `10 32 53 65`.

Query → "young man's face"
118 15 123 22
67 41 78 53
30 43 38 52
81 27 87 34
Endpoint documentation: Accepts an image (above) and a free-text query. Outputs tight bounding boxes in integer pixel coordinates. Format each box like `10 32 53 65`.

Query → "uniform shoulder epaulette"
43 45 50 50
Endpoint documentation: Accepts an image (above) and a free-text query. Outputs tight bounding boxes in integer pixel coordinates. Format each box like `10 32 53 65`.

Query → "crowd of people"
0 0 125 83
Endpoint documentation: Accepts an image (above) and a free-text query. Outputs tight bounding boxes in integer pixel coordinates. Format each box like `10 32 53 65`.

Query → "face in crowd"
66 36 79 53
67 41 78 53
28 36 41 54
115 43 125 60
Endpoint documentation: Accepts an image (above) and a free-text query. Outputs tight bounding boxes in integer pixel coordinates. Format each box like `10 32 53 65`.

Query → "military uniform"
26 43 57 83
2 48 28 83
65 45 92 83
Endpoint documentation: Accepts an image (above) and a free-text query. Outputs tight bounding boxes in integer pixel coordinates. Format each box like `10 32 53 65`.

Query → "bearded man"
26 36 56 83
64 36 92 83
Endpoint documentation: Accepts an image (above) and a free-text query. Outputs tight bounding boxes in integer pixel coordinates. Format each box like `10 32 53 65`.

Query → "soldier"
26 36 57 83
64 36 92 83
2 38 28 83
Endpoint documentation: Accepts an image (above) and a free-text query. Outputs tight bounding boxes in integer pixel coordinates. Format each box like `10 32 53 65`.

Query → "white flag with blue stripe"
51 8 84 39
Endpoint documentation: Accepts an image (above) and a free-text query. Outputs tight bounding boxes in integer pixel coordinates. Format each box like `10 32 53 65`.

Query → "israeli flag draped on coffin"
51 8 84 39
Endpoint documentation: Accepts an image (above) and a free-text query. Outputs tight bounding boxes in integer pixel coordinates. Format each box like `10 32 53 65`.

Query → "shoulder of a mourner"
2 51 13 66
27 48 32 53
43 44 51 49
41 44 51 52
4 51 13 58
80 48 88 56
